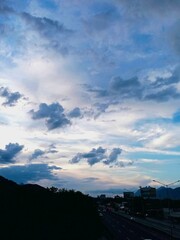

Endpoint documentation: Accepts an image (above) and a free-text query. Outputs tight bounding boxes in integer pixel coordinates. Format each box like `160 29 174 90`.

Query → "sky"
0 0 180 196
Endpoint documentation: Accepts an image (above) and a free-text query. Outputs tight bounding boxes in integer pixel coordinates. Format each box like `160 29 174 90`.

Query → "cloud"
29 149 45 160
0 164 60 183
84 85 109 98
30 102 63 119
83 147 107 166
83 4 119 33
83 177 99 182
0 3 14 15
144 86 180 102
0 87 23 106
69 147 123 167
21 12 73 37
86 67 180 107
46 116 71 130
116 0 180 16
29 145 59 161
149 66 180 88
0 143 24 164
86 76 144 104
69 147 106 165
20 12 73 55
109 76 143 99
70 153 82 164
109 74 180 102
68 107 82 118
170 20 180 55
103 148 122 165
47 144 58 154
29 102 71 130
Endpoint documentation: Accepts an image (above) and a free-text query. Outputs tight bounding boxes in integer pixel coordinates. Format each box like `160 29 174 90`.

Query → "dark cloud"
46 116 70 130
151 66 180 88
83 177 99 182
151 76 176 88
29 149 45 160
85 85 109 98
0 2 14 15
141 0 180 14
0 87 23 106
30 102 71 130
68 107 82 118
69 147 123 167
117 0 180 16
85 76 143 104
87 156 103 166
20 12 72 55
144 86 180 102
95 103 110 113
170 20 180 55
29 145 59 161
48 165 62 170
0 143 24 164
70 153 82 164
0 164 60 183
83 5 119 33
21 12 72 37
86 68 180 107
109 76 143 99
47 144 58 154
30 102 63 119
70 147 106 165
103 148 122 165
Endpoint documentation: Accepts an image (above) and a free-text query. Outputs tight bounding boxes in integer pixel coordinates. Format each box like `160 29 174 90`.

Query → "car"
130 216 135 221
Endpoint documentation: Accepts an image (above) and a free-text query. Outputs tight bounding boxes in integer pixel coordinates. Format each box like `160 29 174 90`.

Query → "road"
101 211 171 240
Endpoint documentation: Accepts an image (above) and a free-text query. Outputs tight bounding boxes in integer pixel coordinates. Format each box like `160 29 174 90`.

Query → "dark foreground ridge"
0 176 103 240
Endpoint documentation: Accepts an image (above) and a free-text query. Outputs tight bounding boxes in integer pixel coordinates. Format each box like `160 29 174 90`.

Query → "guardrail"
113 210 180 239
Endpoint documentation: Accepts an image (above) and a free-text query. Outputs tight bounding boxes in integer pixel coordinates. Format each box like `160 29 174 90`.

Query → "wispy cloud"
29 149 46 160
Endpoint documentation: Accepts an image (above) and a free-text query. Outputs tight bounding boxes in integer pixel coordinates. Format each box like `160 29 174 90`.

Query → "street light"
152 179 180 205
152 179 180 239
152 179 180 188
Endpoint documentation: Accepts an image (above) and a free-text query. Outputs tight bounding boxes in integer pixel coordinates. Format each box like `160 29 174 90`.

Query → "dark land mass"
0 176 103 240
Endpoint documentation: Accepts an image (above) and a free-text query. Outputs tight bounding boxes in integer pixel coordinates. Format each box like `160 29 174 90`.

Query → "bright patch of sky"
0 0 180 195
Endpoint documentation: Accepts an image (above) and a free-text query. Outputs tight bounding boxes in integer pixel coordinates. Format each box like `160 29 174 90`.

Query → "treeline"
0 176 102 240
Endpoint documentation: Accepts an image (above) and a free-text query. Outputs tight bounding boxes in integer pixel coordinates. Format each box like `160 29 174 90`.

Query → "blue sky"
0 0 180 195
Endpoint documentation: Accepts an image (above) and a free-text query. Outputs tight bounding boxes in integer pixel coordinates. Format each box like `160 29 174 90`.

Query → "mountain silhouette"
0 176 102 240
156 186 180 200
135 186 180 199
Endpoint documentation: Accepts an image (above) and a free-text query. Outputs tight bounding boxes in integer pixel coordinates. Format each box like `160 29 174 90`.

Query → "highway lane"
101 211 170 240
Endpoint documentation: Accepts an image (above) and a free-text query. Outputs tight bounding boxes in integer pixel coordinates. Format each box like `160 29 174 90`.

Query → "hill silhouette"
0 176 102 240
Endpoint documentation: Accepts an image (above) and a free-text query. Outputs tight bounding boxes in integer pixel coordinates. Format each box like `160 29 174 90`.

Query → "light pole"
152 179 180 188
152 179 180 239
